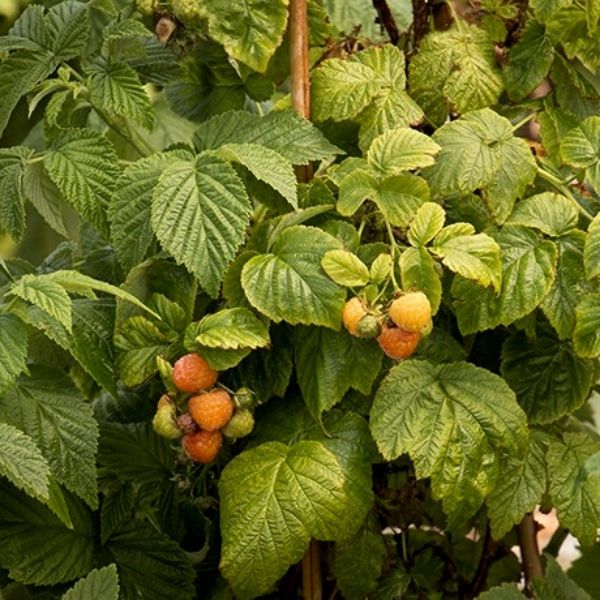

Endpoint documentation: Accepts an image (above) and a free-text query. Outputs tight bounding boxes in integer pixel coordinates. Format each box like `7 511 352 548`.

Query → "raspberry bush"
0 0 599 598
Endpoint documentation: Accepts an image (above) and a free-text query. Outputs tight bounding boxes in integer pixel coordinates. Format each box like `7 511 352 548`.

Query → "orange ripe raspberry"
188 389 234 431
182 430 223 463
172 353 218 394
388 292 432 333
342 297 368 336
377 324 421 360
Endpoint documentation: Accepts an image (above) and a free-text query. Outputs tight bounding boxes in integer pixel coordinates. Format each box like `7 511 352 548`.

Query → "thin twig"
517 513 544 592
372 0 401 45
468 524 508 598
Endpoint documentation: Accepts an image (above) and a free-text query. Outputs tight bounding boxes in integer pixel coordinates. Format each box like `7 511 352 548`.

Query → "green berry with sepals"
222 409 255 439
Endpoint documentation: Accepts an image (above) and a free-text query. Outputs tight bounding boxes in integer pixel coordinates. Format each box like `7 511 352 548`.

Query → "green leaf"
452 226 557 335
0 147 30 242
370 360 527 524
333 521 386 600
44 129 119 237
541 232 594 339
370 253 392 285
87 61 154 130
100 484 136 545
0 480 95 585
508 193 578 236
431 232 502 291
46 0 90 60
532 554 591 600
190 308 269 350
10 273 73 332
196 0 288 72
574 293 600 357
487 431 547 540
502 328 595 423
367 128 440 174
548 432 600 546
294 326 382 421
62 565 119 600
423 109 536 217
0 422 50 501
338 171 430 227
241 226 345 329
0 313 28 394
408 25 502 123
584 214 600 278
216 143 298 208
399 247 442 314
219 439 371 598
503 21 555 100
194 109 340 165
106 520 195 600
477 584 525 599
569 544 600 599
321 250 371 287
531 0 572 20
0 366 99 508
108 152 183 273
560 116 600 193
151 153 251 297
407 201 445 246
0 50 56 138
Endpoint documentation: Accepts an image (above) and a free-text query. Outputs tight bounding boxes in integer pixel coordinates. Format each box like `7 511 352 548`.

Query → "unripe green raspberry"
136 0 158 16
234 387 255 409
222 409 255 439
171 0 204 21
356 315 381 339
153 403 181 439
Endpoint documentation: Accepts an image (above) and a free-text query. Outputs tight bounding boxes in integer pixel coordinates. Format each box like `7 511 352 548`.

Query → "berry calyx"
355 314 381 339
152 400 181 440
377 324 421 360
188 389 234 431
342 297 368 336
388 292 432 334
182 430 222 463
172 353 218 394
222 409 255 439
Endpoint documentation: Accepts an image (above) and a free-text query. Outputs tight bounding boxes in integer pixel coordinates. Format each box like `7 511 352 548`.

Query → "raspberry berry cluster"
152 353 255 464
342 291 432 360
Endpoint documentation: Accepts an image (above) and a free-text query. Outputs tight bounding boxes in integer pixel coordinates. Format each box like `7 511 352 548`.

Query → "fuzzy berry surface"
172 353 218 394
342 297 368 336
388 292 432 333
188 389 234 431
182 430 223 463
222 409 255 439
377 324 421 360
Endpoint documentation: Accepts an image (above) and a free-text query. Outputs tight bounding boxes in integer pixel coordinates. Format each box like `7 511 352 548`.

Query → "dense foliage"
0 0 599 598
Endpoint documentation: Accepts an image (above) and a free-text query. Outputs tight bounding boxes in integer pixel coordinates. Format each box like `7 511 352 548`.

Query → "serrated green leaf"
584 214 600 278
574 293 600 357
0 366 99 508
44 129 119 237
533 554 591 600
477 583 525 599
338 170 430 227
0 481 95 585
399 247 442 314
531 0 572 20
370 253 392 285
0 147 31 242
561 116 600 193
107 520 195 600
220 439 371 598
321 250 370 287
487 431 547 540
502 328 595 424
370 360 527 524
216 143 298 207
10 273 73 332
194 109 341 165
294 326 382 421
62 565 119 600
431 232 502 291
407 202 446 246
0 422 49 501
87 60 154 130
548 432 600 546
151 153 251 297
408 25 502 123
0 313 28 394
195 0 288 72
452 226 557 335
100 483 136 545
503 21 555 100
367 128 440 174
241 226 345 329
191 308 269 350
46 0 90 61
569 542 600 598
508 192 578 236
542 232 594 339
8 4 47 47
